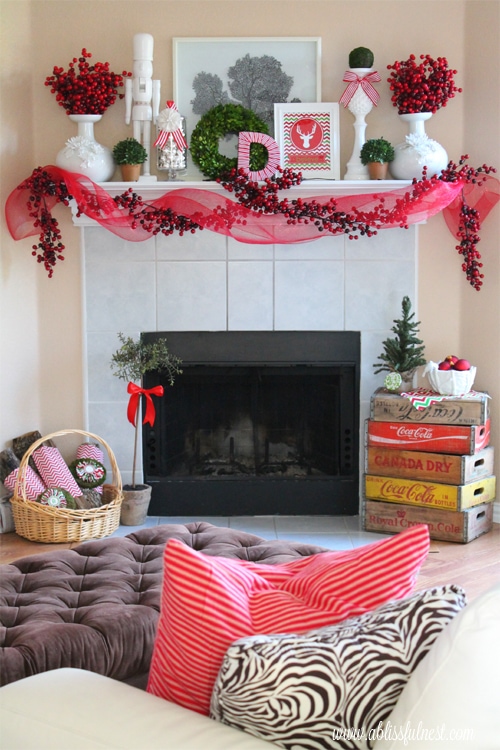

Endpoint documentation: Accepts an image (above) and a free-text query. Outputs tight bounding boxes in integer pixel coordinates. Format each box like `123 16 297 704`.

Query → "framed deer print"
274 103 340 180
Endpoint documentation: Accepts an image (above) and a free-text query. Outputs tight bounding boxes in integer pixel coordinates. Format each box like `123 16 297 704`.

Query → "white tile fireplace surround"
77 181 417 511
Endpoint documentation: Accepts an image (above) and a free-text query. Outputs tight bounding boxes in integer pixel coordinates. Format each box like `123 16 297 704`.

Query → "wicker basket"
10 429 123 543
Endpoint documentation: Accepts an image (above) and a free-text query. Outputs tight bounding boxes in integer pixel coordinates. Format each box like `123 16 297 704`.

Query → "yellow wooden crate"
364 473 496 512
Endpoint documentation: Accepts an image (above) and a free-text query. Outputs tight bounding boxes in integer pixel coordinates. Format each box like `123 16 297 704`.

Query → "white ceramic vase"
390 112 448 181
56 114 115 182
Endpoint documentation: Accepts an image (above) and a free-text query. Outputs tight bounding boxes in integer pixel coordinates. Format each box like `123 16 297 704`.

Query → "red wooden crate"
365 419 490 455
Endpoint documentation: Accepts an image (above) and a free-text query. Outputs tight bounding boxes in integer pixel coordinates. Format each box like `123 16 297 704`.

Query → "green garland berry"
190 103 269 180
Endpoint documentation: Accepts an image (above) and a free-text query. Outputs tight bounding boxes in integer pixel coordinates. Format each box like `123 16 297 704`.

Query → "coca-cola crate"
363 499 493 543
370 388 490 426
364 473 496 512
365 446 494 485
365 419 490 455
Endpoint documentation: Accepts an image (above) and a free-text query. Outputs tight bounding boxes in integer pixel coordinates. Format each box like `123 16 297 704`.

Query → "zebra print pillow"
210 585 466 750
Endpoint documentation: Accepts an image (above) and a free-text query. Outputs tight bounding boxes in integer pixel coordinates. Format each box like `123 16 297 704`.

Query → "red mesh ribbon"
127 383 164 427
442 177 500 241
5 165 499 247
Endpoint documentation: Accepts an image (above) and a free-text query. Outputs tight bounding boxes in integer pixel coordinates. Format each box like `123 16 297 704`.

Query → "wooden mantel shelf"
70 178 412 227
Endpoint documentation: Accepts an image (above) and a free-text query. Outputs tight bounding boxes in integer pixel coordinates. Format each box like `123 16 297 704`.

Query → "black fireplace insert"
142 331 360 516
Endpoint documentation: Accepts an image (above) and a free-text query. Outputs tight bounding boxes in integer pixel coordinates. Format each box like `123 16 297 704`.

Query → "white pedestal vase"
56 114 115 182
343 68 378 180
390 112 449 181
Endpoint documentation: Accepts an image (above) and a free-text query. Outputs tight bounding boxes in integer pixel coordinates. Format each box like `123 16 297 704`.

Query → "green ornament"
37 487 76 509
69 458 106 489
190 103 269 180
384 372 403 391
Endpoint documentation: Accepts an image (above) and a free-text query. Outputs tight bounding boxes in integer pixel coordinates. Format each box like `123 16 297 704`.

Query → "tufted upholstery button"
0 523 327 688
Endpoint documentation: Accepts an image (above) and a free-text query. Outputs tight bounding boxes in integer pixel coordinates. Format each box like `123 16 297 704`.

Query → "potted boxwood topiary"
112 137 148 181
111 333 182 525
360 137 395 179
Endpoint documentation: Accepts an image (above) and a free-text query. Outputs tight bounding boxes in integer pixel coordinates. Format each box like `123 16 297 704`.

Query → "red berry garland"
14 160 496 290
45 48 131 115
22 167 72 277
440 156 496 290
387 54 462 114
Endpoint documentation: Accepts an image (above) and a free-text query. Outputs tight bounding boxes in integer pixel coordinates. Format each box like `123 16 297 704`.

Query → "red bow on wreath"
127 383 164 427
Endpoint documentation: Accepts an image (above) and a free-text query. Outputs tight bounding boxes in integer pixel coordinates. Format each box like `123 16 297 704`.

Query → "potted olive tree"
112 137 148 181
360 138 395 179
111 333 182 525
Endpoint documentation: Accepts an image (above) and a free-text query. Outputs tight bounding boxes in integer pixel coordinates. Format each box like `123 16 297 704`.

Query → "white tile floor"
111 515 391 550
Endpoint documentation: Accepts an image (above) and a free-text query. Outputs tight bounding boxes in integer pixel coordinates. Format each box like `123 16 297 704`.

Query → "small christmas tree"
373 296 426 381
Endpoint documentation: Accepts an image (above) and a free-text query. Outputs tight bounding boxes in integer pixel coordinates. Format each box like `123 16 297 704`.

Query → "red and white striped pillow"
147 525 430 715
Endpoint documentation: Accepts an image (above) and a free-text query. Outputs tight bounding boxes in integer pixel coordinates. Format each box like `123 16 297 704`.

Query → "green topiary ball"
348 47 374 68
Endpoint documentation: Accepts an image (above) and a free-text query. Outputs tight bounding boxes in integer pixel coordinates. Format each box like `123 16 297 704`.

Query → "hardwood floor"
414 523 500 601
1 522 499 602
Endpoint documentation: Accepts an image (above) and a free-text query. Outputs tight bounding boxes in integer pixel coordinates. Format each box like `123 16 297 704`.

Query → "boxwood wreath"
190 103 269 180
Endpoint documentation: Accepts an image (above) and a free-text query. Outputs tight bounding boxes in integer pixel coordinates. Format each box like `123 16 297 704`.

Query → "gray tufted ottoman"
0 523 327 688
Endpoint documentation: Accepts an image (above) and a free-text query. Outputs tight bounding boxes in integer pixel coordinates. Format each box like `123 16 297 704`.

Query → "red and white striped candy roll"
32 446 81 496
4 466 46 501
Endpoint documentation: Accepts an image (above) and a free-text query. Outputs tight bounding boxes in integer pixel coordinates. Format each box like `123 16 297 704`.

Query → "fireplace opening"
142 331 360 516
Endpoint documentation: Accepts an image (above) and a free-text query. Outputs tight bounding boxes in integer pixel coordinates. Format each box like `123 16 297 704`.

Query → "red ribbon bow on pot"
340 70 381 107
127 383 164 427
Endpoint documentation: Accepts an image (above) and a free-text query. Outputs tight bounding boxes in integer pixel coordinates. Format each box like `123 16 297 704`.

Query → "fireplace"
78 196 418 515
142 331 360 515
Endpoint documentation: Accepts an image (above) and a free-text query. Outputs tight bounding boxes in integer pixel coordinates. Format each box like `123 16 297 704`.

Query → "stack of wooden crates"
363 388 495 543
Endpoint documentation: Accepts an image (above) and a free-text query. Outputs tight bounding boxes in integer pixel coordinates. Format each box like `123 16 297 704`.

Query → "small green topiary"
112 138 148 165
348 47 374 69
360 138 395 165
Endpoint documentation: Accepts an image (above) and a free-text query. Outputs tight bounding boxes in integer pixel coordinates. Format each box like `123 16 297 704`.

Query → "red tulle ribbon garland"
4 160 499 289
126 383 164 427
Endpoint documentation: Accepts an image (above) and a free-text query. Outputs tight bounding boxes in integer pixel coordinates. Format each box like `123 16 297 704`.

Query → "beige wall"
1 1 499 505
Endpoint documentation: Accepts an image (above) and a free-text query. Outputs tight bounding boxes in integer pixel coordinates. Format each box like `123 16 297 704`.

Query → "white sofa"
1 583 498 750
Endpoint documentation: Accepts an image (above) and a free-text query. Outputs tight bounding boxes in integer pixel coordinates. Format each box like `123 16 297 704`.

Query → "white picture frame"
173 37 321 178
274 102 340 180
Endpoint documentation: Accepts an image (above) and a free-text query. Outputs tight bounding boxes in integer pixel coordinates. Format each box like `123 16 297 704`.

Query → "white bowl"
424 361 476 396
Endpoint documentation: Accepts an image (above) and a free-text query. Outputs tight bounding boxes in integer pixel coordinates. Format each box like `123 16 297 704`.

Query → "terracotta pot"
120 163 142 182
120 484 152 525
367 161 389 180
